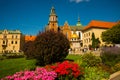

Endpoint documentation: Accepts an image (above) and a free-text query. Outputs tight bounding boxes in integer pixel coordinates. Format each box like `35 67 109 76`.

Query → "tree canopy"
91 32 100 48
101 24 120 44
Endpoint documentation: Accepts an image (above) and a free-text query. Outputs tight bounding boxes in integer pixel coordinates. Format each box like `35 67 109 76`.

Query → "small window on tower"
3 41 5 44
11 41 13 44
53 24 54 26
53 17 54 21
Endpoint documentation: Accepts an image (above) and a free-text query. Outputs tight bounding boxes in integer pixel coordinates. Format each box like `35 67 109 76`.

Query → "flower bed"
1 61 84 80
49 61 84 80
1 67 57 80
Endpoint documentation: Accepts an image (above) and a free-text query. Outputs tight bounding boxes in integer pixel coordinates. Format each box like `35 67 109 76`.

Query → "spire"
76 16 82 26
78 16 80 23
50 6 56 15
64 21 69 25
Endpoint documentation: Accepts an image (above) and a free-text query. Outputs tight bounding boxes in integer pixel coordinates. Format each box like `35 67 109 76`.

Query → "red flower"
50 61 83 78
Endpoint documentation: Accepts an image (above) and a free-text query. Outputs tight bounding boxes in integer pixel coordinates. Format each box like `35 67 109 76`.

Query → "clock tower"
48 6 58 32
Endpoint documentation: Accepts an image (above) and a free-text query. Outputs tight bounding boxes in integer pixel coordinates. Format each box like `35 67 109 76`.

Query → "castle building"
45 7 84 51
0 29 24 53
24 6 120 52
82 20 118 49
45 6 59 32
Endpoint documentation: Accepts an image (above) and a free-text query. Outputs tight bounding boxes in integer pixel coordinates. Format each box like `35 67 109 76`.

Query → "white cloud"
70 0 90 3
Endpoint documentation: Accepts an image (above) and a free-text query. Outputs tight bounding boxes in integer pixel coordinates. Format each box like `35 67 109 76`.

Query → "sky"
0 0 120 35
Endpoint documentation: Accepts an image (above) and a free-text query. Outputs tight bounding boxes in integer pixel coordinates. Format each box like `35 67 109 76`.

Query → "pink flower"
2 67 57 80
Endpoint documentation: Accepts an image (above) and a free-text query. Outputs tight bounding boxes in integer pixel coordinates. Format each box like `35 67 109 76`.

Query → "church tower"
76 16 82 26
47 6 58 32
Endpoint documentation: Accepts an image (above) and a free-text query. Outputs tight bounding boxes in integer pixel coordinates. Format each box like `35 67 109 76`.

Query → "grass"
66 54 82 61
0 54 82 79
0 54 111 79
0 58 36 78
66 54 83 65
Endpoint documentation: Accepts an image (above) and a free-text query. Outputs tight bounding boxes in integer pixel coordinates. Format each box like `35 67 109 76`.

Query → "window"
3 41 5 44
16 35 17 39
53 24 54 26
89 32 90 36
15 41 17 44
53 17 54 21
11 41 13 44
12 35 14 39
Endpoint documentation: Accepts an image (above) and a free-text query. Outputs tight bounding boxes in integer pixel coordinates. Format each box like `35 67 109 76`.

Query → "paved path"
109 71 120 80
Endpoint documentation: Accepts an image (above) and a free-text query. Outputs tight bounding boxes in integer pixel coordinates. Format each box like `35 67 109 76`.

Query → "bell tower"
48 6 58 31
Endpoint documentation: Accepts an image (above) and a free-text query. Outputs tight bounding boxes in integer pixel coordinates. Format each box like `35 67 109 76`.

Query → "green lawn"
0 54 110 79
66 54 82 61
0 55 82 79
0 58 36 78
66 54 83 65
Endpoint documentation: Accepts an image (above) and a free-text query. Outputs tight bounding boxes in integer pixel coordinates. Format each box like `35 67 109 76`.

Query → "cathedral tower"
47 6 58 31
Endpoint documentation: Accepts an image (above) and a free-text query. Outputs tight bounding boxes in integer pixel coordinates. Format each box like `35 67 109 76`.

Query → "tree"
23 41 35 59
91 32 100 49
91 32 96 48
101 24 120 44
34 30 70 66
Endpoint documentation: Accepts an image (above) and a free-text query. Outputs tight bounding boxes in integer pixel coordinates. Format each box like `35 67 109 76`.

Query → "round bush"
34 30 70 66
82 53 102 67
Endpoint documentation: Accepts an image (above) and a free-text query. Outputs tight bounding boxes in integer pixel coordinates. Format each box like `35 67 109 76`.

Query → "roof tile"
83 20 117 31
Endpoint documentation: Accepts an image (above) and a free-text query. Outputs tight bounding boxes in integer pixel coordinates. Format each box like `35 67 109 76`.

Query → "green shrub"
2 53 24 59
81 53 102 67
112 62 120 72
84 67 110 80
0 56 6 60
99 64 113 74
34 30 70 66
100 47 120 67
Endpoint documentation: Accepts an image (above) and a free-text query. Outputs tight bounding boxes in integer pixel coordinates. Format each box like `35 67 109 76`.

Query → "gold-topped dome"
71 32 78 39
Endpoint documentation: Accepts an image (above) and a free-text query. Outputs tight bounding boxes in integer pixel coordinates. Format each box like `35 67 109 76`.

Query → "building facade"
82 20 117 49
24 6 119 52
45 7 83 50
0 29 24 53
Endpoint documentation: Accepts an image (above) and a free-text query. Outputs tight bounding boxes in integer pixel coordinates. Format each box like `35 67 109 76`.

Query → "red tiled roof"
25 35 36 42
83 20 117 31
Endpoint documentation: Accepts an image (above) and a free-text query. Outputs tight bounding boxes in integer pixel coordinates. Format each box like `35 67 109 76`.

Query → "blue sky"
0 0 120 35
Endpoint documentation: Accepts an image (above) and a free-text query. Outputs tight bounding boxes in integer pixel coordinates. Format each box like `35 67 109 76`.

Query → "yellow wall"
83 28 108 48
0 30 23 53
